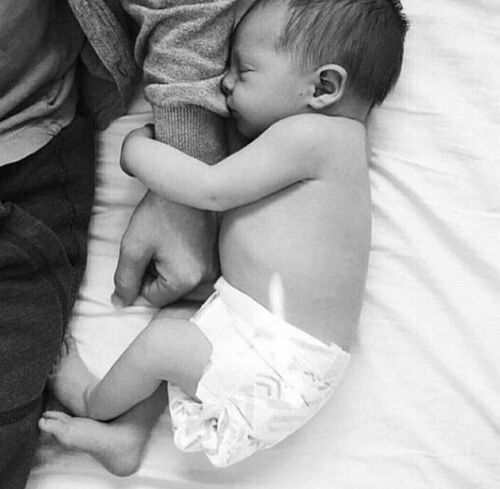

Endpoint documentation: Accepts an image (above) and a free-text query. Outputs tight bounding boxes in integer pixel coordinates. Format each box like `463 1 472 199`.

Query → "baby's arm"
121 116 323 212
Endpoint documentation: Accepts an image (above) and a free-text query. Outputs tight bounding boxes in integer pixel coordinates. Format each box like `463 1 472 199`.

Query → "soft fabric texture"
0 115 95 489
28 1 500 487
68 0 234 163
0 0 83 165
168 277 350 467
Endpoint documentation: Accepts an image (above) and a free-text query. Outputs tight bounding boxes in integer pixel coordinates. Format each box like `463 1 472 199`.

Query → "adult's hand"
113 190 218 307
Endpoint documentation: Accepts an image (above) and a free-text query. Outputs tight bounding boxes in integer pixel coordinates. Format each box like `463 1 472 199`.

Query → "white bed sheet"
28 1 500 488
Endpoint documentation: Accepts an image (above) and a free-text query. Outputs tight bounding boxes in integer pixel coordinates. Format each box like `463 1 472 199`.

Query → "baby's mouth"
228 104 239 116
226 100 236 114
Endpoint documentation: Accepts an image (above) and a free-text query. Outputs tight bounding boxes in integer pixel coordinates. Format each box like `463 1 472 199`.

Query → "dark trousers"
0 115 95 489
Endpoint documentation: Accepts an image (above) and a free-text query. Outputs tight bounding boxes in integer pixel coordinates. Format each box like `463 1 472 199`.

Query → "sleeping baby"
40 0 408 471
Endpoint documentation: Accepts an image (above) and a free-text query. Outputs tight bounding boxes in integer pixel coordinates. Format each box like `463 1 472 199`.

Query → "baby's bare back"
219 123 371 348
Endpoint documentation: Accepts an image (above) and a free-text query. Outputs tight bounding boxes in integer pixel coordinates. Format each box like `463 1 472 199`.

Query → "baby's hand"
130 124 155 140
120 124 155 176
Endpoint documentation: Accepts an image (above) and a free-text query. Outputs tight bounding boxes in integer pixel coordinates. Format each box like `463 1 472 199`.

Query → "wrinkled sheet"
28 1 500 488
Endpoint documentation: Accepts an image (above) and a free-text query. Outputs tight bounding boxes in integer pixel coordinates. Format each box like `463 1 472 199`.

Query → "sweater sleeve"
122 0 236 164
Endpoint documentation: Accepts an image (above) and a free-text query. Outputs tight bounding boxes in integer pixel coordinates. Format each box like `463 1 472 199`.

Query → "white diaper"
168 277 351 467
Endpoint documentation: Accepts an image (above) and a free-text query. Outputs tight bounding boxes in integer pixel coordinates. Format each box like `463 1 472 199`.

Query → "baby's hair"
243 0 409 107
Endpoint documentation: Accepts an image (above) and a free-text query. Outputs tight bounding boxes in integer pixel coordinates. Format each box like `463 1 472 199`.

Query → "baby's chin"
233 117 264 141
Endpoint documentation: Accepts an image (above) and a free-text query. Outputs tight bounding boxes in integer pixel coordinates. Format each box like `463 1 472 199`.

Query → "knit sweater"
0 0 84 165
68 0 237 164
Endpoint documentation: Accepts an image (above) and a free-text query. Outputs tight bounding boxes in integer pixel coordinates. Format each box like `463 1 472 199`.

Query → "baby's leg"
40 386 167 477
85 312 212 421
42 306 210 475
49 300 202 416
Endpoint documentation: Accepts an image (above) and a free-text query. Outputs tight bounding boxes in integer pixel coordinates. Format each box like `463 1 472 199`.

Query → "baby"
40 0 408 471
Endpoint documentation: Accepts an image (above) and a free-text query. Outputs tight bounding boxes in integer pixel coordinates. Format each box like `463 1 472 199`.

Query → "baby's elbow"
198 179 232 212
202 193 228 212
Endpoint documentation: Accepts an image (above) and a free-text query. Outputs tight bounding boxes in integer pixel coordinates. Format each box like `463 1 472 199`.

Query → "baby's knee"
142 317 212 395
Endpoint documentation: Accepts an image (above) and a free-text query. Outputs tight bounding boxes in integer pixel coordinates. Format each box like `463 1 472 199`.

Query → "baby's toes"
42 410 72 422
39 411 72 441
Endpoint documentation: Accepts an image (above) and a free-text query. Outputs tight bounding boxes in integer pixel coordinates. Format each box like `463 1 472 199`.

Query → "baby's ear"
309 64 347 110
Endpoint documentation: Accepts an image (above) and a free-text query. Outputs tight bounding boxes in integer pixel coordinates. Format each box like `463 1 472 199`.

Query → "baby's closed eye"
238 64 254 76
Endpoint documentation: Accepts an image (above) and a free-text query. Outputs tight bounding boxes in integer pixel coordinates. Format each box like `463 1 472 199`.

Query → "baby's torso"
219 160 371 348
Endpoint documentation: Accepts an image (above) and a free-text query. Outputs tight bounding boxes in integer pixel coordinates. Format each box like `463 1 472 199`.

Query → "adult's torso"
0 0 84 166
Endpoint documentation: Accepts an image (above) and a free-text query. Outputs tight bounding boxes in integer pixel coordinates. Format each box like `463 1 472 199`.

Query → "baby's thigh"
141 309 212 398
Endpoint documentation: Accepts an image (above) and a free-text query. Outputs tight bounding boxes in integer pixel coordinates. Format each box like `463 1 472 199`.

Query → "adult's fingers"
113 241 152 307
141 272 186 308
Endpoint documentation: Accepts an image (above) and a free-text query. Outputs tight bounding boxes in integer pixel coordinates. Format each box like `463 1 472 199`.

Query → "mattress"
27 1 500 488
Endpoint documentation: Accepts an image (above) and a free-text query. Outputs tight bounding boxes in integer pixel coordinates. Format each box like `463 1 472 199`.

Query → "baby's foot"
39 411 145 477
49 336 96 416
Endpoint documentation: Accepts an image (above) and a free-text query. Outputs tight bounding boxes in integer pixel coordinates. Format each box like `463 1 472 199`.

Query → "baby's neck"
324 98 370 124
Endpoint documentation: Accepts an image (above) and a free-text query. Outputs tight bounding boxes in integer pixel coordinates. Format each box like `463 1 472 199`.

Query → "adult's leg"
0 115 95 489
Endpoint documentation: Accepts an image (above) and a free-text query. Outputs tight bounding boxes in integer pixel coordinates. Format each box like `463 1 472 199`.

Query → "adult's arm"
114 0 239 307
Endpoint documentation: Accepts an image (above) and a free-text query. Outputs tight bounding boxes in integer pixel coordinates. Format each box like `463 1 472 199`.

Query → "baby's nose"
221 72 234 96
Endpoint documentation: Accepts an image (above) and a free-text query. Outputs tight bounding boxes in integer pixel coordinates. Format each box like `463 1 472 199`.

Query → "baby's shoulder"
270 114 366 158
268 115 367 180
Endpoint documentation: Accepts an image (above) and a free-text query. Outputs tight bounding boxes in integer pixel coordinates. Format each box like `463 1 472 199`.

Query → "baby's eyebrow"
232 51 254 71
230 44 256 69
235 50 254 68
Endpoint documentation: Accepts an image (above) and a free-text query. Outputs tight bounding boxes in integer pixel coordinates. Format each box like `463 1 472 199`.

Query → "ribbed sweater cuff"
153 105 228 165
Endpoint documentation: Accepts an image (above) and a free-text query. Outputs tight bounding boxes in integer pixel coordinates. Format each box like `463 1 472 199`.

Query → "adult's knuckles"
155 265 205 296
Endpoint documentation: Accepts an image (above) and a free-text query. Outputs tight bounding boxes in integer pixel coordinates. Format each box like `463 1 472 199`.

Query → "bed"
27 1 500 488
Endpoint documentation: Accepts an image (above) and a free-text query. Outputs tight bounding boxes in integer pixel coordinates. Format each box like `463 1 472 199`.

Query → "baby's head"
222 0 408 138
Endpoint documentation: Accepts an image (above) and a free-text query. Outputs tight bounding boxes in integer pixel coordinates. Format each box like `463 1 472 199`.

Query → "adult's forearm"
122 0 238 163
151 105 226 165
114 1 238 304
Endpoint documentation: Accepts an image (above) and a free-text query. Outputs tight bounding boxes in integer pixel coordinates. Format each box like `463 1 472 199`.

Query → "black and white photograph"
1 1 499 488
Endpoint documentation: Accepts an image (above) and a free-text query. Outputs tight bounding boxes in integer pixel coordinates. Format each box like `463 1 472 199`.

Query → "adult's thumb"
113 248 151 307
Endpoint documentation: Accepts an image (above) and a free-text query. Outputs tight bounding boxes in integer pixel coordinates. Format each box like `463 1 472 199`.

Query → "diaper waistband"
213 277 351 382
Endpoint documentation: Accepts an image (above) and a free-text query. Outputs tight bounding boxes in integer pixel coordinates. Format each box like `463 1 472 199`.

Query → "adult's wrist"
152 105 227 165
